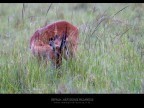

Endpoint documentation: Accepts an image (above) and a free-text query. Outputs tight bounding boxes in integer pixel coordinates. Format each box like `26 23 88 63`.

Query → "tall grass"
0 3 144 93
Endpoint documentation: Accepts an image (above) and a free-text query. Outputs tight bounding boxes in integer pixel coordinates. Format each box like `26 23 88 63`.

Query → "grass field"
0 3 144 93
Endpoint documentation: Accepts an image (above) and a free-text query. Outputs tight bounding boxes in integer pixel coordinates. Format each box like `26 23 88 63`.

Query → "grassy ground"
0 3 144 93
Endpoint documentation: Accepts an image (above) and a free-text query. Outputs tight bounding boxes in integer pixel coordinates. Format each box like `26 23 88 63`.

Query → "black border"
0 0 143 3
0 94 144 105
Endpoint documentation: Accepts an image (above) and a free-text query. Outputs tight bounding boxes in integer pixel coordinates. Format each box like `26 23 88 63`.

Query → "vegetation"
0 3 144 93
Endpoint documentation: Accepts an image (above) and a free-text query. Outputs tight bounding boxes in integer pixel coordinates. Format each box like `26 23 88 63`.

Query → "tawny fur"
30 20 78 68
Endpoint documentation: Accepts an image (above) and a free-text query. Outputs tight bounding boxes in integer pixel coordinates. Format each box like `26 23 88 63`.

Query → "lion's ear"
60 32 67 51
